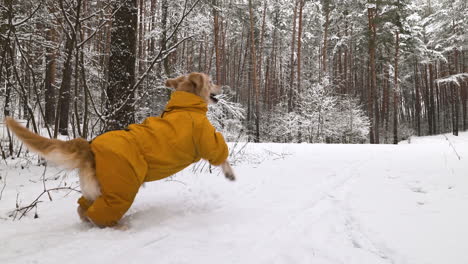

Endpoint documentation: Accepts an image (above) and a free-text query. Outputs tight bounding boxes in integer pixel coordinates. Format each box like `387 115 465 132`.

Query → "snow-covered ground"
1 132 467 264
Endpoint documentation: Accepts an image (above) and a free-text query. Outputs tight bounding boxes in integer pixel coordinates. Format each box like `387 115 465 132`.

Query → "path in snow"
1 133 467 264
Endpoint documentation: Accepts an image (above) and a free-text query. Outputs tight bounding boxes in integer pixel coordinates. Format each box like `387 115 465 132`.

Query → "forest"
0 0 467 155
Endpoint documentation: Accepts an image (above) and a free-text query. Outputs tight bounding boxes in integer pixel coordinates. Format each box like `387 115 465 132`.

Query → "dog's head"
165 72 221 104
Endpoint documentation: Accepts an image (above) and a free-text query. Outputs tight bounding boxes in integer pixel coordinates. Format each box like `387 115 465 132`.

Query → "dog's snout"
210 93 219 103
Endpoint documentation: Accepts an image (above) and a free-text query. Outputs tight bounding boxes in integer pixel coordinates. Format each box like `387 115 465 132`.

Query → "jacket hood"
165 91 208 114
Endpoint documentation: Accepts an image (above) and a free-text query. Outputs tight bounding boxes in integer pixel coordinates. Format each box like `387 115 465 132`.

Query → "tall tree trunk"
138 0 145 75
297 0 304 96
212 0 222 84
414 60 421 136
55 0 83 136
258 0 267 97
452 48 459 136
383 64 390 139
296 0 304 141
322 0 331 79
463 50 467 131
2 19 11 120
79 50 90 138
393 31 399 144
367 6 377 143
343 15 349 94
160 0 169 76
267 8 280 111
248 0 260 142
423 64 431 134
3 55 12 119
106 0 138 131
429 63 436 134
221 20 227 84
288 0 298 112
44 19 57 125
149 0 157 52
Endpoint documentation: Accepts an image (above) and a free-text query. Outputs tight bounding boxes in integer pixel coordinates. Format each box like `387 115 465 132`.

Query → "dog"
6 72 236 228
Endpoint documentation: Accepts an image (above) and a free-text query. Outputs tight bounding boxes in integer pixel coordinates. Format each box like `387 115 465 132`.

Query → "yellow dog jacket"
78 91 229 226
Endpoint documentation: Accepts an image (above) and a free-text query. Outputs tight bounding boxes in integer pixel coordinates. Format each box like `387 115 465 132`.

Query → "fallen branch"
443 134 461 160
0 170 6 201
10 166 81 220
10 185 81 220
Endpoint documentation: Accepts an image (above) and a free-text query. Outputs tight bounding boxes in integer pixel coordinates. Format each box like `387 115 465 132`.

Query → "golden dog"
6 72 235 228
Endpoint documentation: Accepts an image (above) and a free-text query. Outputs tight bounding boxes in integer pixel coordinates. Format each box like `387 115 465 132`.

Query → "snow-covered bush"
207 91 246 142
324 97 370 144
261 104 302 143
262 80 370 144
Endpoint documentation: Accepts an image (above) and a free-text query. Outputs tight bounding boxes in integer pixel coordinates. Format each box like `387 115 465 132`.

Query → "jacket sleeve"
198 117 229 166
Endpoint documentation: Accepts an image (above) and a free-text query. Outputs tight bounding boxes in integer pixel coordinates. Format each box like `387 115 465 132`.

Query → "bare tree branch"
12 3 42 27
79 1 113 23
77 4 122 48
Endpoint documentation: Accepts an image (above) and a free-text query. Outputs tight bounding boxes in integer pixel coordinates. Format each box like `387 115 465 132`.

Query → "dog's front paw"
221 161 236 181
224 171 236 181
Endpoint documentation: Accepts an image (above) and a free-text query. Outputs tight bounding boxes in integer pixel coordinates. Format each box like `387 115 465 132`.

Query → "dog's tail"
5 117 93 169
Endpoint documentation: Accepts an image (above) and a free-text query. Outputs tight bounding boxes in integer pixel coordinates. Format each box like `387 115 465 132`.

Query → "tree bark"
258 0 267 98
296 0 305 141
44 20 57 125
322 0 331 79
367 6 377 143
463 50 467 131
106 0 138 131
414 60 421 136
248 0 260 142
288 0 299 112
452 48 459 136
55 0 83 136
429 63 436 135
383 64 390 138
212 0 222 84
138 0 145 75
160 0 169 76
393 31 399 144
297 0 304 96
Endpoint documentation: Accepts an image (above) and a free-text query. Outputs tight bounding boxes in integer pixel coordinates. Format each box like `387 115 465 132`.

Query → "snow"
1 132 468 264
435 73 468 87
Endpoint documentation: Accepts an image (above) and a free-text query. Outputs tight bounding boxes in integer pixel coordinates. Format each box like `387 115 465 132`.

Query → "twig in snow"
10 165 81 220
164 178 187 186
0 170 6 201
10 185 81 220
443 134 461 160
41 165 53 201
263 149 292 160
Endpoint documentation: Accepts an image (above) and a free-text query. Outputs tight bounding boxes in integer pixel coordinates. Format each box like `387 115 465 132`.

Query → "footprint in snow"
409 186 427 194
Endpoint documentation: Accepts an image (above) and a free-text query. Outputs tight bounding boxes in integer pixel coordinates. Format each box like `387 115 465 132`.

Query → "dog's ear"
188 72 210 98
165 76 186 89
188 72 204 89
188 72 215 102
